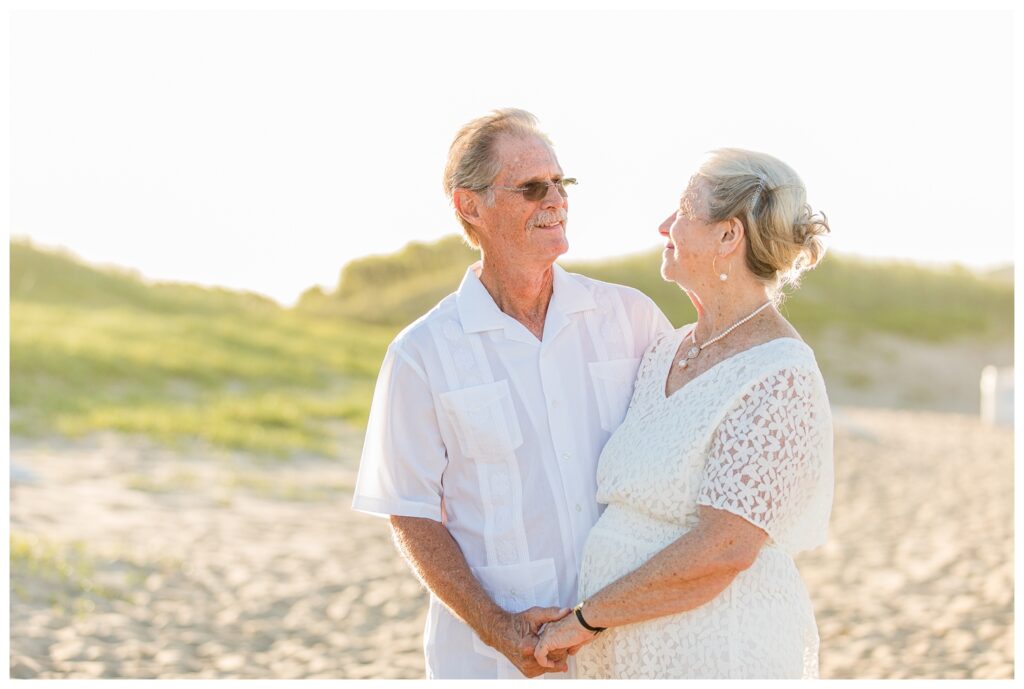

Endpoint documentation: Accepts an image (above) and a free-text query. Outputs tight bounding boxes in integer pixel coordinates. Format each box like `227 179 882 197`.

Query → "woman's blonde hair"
684 148 830 296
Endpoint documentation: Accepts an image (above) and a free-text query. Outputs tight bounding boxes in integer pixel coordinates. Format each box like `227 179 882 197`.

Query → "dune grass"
10 533 180 618
11 240 391 457
569 250 1014 343
302 234 1013 343
10 534 127 617
10 236 1013 459
11 300 383 456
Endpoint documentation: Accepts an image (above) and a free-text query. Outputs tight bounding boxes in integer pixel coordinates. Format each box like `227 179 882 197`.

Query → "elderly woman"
534 148 834 679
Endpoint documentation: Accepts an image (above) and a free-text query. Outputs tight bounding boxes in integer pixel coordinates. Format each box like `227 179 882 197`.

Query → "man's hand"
388 517 572 677
488 606 572 677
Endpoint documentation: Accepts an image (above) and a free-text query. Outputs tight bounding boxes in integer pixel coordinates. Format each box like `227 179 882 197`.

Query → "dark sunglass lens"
522 182 547 201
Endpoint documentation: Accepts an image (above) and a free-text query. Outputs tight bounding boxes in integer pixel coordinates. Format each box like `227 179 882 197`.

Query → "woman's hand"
533 612 599 668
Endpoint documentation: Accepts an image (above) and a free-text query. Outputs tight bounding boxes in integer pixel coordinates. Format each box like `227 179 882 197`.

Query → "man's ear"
453 189 484 229
719 216 745 257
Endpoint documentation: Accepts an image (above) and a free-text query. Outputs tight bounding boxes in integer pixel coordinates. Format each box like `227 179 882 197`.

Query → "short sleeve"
638 294 673 347
696 366 828 548
618 284 675 362
351 341 448 521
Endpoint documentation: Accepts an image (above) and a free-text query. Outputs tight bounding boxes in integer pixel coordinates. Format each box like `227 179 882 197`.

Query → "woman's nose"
658 213 673 237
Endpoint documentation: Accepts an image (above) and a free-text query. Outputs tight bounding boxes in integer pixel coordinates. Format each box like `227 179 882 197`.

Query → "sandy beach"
9 405 1014 679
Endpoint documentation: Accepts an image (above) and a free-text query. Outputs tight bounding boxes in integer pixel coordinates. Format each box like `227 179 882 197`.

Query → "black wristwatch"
573 601 607 634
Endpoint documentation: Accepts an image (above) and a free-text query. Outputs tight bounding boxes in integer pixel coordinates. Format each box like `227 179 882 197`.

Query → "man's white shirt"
352 262 672 678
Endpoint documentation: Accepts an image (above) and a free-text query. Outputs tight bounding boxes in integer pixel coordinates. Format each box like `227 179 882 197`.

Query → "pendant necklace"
678 301 774 369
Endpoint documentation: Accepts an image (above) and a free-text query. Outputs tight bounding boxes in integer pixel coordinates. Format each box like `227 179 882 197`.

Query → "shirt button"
575 504 582 513
551 399 560 409
562 452 572 461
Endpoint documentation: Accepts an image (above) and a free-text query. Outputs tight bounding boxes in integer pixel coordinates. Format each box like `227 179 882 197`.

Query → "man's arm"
389 515 569 677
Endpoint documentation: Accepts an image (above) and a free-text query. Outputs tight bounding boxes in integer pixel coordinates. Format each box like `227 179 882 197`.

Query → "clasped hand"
493 606 599 676
532 610 600 669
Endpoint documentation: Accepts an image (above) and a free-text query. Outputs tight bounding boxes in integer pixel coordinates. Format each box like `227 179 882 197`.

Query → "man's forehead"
495 134 561 181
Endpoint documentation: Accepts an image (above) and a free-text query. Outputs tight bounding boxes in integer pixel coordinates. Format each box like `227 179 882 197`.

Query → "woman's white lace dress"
576 326 834 679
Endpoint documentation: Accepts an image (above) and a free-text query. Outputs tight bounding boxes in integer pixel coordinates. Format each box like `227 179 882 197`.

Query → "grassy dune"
11 237 1013 458
301 236 1013 343
11 241 391 457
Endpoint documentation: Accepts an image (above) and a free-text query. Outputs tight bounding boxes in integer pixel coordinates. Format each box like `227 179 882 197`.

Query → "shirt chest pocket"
588 357 642 432
439 380 524 461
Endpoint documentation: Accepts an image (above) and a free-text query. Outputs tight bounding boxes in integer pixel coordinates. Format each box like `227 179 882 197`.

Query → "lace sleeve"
696 366 828 549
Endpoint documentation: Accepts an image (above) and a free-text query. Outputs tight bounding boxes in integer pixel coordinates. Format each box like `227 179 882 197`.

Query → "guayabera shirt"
352 262 671 679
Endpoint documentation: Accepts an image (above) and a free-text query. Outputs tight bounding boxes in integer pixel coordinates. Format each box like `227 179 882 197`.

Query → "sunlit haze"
11 9 1014 305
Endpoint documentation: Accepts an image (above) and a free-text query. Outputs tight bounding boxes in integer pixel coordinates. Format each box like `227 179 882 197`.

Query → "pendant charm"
719 273 728 281
678 359 688 369
687 346 699 358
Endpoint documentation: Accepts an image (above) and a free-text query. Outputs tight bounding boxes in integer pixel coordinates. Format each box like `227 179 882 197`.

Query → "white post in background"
980 366 1014 426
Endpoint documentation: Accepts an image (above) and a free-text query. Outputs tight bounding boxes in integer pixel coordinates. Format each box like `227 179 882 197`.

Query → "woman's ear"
719 216 745 257
453 189 483 229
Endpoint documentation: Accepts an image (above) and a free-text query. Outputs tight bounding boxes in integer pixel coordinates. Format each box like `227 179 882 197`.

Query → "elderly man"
351 109 671 679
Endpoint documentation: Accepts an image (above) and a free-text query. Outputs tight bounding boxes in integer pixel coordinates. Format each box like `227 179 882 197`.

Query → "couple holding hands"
352 109 833 679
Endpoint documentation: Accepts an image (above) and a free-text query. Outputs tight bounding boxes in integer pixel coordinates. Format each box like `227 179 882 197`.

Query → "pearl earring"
713 255 729 282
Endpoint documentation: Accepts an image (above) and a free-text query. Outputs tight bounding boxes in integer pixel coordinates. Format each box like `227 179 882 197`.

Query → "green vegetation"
12 239 390 457
299 234 1013 342
572 250 1014 343
9 534 141 617
297 235 479 325
11 236 1013 458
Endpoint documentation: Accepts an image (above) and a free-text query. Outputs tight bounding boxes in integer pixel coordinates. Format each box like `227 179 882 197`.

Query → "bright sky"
10 7 1015 305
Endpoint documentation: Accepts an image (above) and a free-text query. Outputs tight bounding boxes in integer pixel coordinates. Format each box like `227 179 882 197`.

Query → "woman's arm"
585 505 768 627
534 505 768 666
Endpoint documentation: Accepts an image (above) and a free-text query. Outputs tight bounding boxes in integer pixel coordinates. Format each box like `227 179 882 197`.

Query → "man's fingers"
545 658 569 673
535 647 568 669
523 657 568 677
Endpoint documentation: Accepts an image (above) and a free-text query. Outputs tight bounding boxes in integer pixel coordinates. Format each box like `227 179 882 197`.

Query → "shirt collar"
456 261 597 335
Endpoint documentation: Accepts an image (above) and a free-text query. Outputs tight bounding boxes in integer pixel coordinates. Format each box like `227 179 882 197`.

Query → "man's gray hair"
443 108 553 248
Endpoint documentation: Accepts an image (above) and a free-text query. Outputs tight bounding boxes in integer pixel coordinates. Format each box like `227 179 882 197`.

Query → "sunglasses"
485 177 578 202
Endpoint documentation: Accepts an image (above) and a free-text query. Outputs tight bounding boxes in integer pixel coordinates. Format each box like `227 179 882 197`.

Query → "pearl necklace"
677 301 774 369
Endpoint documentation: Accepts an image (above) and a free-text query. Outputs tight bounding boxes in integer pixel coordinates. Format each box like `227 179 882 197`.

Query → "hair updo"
685 148 830 295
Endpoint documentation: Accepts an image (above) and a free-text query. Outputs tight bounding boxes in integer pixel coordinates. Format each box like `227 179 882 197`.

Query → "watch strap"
573 601 606 634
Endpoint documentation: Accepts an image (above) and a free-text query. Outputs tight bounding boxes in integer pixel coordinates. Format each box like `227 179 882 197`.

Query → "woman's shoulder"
738 339 829 411
742 313 815 366
715 323 822 394
747 336 819 372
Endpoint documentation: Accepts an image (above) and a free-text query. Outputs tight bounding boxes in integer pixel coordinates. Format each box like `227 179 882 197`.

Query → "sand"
9 406 1014 679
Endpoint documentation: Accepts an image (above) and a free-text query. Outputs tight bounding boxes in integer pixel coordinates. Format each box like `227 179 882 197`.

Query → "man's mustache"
528 209 568 230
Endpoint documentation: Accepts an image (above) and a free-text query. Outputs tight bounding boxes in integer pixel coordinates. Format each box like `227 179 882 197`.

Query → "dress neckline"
661 325 808 401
